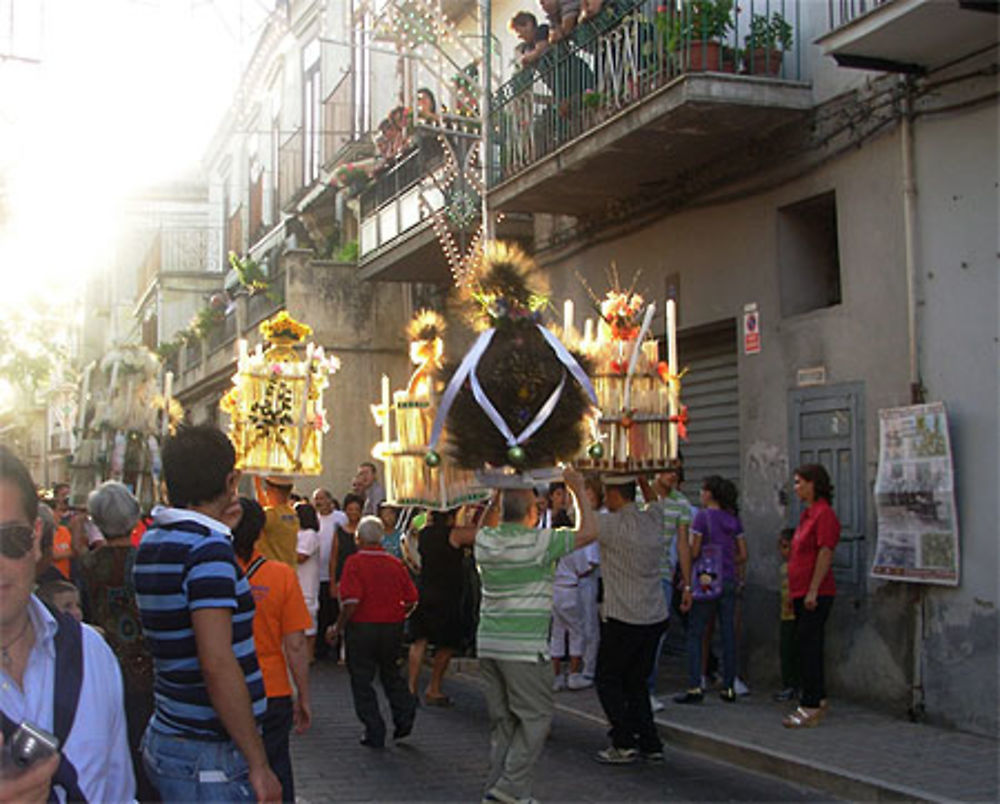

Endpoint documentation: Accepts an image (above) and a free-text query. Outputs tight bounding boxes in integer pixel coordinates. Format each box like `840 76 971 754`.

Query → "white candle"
666 297 678 459
583 318 594 349
77 364 92 431
294 345 315 466
381 374 393 501
161 371 174 437
238 339 249 370
563 299 575 338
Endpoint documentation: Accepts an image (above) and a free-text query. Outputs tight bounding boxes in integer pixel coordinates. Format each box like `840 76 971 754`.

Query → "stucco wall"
283 257 412 502
909 93 999 736
540 129 924 719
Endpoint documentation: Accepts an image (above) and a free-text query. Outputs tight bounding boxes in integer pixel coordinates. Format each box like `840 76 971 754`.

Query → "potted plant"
743 12 792 76
663 0 737 73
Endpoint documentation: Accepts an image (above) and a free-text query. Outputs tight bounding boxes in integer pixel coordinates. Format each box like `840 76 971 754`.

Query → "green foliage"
334 240 359 263
155 340 181 361
0 313 67 403
658 0 734 51
191 306 225 339
747 12 793 51
229 251 281 303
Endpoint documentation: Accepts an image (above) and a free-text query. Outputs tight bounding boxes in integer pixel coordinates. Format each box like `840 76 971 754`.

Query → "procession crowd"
0 424 840 804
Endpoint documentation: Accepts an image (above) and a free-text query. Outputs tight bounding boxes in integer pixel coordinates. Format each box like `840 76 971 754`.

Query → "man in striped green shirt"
472 467 597 804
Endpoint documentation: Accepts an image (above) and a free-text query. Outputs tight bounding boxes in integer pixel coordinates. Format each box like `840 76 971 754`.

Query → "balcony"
488 0 813 215
357 121 484 283
817 0 999 74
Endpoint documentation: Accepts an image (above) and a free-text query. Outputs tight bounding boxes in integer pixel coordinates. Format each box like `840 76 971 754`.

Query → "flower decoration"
600 289 646 341
465 242 549 330
260 311 312 344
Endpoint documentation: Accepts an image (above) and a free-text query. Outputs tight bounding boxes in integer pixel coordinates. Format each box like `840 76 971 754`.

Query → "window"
778 191 842 317
303 40 322 185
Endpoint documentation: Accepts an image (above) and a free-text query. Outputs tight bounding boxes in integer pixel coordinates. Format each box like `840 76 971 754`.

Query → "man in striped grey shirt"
593 475 671 765
468 467 597 804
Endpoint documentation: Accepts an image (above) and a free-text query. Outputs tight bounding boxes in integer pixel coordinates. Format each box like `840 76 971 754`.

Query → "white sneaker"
552 674 567 692
567 673 593 690
649 694 665 713
734 677 751 696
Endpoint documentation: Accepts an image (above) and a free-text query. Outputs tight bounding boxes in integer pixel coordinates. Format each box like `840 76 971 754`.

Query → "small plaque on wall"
797 366 827 386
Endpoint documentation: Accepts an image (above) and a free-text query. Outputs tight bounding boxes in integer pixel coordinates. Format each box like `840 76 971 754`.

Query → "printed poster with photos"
872 402 959 586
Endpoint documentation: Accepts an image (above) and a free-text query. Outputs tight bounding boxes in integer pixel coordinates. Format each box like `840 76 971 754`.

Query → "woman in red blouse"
783 464 840 728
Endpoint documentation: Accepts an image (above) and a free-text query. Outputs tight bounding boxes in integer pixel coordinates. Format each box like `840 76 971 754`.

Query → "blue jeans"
142 726 255 803
687 581 737 690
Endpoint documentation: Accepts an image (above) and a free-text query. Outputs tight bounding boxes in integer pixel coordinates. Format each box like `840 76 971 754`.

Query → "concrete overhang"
816 0 999 75
357 214 535 283
487 73 813 216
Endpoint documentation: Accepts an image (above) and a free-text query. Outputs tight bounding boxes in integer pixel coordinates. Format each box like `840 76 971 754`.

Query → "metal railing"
358 121 481 259
490 0 803 186
827 0 892 30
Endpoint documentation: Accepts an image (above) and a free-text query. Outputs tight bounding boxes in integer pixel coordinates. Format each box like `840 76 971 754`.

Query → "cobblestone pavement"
291 661 830 802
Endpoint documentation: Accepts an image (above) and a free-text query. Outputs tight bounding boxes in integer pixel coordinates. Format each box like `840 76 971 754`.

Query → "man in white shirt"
0 445 135 803
312 489 346 660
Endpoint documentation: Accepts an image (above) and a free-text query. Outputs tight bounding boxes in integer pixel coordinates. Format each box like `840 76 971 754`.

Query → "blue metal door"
787 382 866 588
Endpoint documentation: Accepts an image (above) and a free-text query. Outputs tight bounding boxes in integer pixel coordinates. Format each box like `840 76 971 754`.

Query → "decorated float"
573 268 687 472
221 312 340 476
70 344 181 509
369 311 487 509
428 242 597 487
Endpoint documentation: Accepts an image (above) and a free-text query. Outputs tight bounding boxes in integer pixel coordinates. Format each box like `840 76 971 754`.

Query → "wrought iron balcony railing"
490 0 803 187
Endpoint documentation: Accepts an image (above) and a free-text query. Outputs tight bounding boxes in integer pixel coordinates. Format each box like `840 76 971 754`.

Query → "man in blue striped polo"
134 425 281 803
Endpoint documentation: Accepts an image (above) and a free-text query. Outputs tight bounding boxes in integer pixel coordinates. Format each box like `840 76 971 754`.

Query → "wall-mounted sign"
743 303 761 355
872 402 959 586
797 366 827 386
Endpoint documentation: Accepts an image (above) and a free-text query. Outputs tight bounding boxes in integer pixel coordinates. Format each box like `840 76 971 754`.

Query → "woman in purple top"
674 476 748 704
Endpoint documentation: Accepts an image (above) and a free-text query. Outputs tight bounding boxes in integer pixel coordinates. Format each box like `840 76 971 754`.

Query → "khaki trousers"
480 656 554 801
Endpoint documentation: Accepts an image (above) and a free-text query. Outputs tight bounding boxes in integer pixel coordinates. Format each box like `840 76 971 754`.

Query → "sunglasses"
0 523 35 559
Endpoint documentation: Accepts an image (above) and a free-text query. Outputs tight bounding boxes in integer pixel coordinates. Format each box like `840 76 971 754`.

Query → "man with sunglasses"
0 445 135 802
133 425 281 803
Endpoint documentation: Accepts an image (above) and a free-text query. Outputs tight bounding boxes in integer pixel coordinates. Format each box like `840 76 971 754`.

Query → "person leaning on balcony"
511 11 551 67
540 0 580 43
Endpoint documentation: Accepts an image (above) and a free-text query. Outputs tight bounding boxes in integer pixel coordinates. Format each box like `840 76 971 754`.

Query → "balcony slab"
488 73 813 216
817 0 999 74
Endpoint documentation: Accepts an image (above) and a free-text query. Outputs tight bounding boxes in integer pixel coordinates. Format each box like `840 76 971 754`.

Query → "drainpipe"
900 74 926 722
900 76 923 405
480 0 494 242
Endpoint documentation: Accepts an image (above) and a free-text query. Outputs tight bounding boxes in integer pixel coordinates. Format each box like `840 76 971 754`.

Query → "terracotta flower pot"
683 40 737 73
744 48 784 76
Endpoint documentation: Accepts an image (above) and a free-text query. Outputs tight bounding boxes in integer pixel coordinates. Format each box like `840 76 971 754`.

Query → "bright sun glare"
0 0 258 314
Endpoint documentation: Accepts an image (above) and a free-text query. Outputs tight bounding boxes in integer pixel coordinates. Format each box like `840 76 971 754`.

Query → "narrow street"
291 662 830 802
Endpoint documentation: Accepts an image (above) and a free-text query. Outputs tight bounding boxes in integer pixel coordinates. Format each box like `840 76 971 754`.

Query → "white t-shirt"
554 546 592 587
317 510 347 583
296 528 321 613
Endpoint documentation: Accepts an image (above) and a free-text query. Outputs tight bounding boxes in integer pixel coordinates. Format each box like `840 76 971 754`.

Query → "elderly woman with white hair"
80 481 157 802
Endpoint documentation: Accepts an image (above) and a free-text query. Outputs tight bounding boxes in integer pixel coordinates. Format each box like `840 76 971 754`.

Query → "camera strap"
49 610 86 803
0 608 87 802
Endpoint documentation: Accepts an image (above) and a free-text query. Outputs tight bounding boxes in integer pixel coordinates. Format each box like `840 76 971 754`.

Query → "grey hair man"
455 467 597 804
328 515 418 748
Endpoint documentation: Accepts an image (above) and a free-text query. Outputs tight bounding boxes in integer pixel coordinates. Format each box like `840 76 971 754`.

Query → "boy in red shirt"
328 515 418 748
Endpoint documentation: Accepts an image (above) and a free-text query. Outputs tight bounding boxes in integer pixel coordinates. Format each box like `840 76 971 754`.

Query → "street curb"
457 665 941 803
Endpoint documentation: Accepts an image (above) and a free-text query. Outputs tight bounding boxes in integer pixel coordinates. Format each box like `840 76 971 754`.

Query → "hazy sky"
0 0 270 313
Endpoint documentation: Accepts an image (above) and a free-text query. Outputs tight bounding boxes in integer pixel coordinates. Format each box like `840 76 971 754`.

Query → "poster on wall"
871 402 959 586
